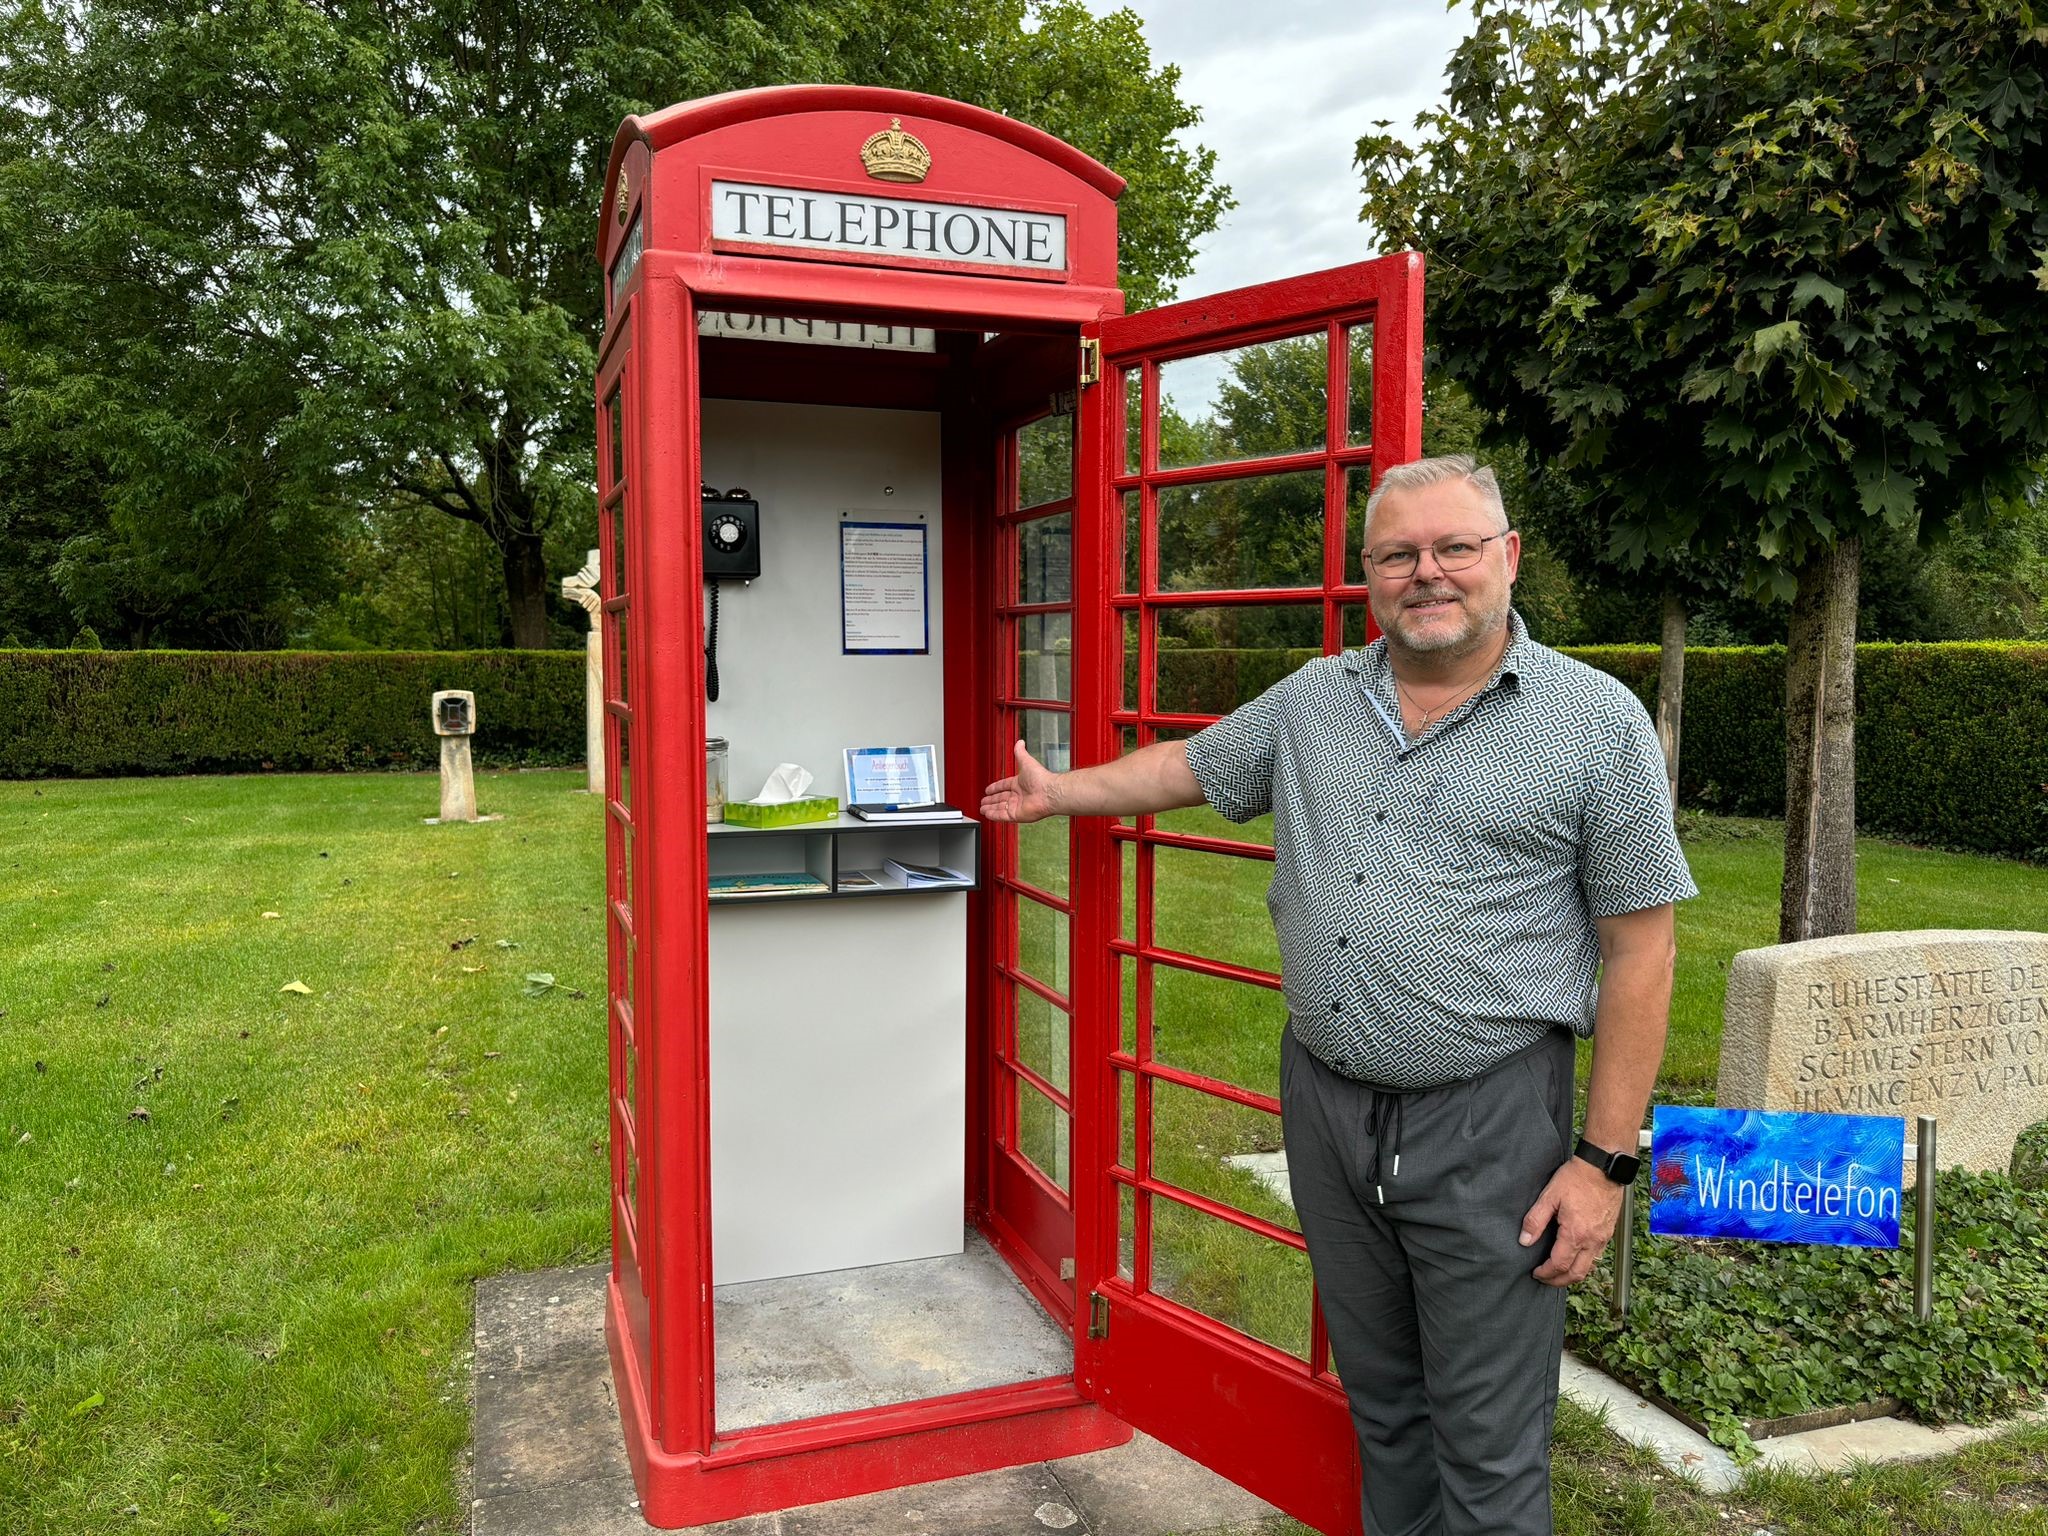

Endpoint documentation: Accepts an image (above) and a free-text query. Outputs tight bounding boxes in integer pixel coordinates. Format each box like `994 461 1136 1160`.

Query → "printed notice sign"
841 521 929 654
1649 1106 1904 1248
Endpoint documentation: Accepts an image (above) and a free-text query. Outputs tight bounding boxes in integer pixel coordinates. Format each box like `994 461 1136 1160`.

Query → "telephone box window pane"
1015 892 1069 999
607 389 624 488
1347 323 1374 447
1118 1182 1137 1283
1017 412 1073 510
1154 603 1322 716
1154 846 1280 975
1120 955 1139 1056
608 609 629 704
1015 984 1070 1095
1118 610 1139 711
1158 332 1327 472
1117 1069 1137 1171
620 824 634 917
1119 841 1136 948
1150 1078 1296 1232
1341 602 1372 648
1123 368 1143 476
1017 816 1069 902
1018 706 1071 775
1017 1080 1070 1192
1343 465 1374 586
1152 965 1286 1099
1121 490 1141 595
617 716 632 813
1156 470 1325 593
1150 1199 1313 1361
622 1040 638 1132
609 500 629 601
1018 511 1072 604
1017 611 1071 703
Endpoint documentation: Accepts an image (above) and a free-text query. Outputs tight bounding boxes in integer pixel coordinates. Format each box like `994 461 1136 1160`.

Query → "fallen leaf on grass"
68 1392 102 1418
521 972 556 998
494 938 520 950
459 965 485 974
127 1106 150 1122
484 1051 501 1060
278 981 312 995
449 935 477 951
260 911 281 920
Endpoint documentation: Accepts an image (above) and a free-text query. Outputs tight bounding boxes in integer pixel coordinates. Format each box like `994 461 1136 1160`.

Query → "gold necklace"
1394 672 1486 732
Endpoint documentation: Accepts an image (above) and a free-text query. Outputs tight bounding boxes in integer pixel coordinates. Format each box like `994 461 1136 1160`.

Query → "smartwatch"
1573 1136 1641 1185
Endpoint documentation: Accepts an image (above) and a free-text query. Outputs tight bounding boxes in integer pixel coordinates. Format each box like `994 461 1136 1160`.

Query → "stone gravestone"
1718 930 2048 1172
560 548 603 795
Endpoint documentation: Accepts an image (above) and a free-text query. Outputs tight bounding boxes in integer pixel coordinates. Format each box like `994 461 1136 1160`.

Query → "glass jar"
706 737 728 823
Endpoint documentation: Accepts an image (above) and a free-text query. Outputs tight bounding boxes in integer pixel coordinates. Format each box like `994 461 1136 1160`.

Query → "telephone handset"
702 487 759 702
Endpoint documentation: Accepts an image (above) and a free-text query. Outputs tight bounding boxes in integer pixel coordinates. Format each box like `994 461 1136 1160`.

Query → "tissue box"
723 795 839 829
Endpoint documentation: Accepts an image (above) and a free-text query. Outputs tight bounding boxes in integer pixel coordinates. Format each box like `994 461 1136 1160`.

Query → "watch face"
1609 1153 1642 1184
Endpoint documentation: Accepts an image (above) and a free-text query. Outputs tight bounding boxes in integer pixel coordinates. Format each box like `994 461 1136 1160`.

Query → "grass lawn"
5 772 2047 1534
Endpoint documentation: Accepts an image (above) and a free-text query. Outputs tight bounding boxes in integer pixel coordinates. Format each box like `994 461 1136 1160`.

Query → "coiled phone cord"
705 581 721 702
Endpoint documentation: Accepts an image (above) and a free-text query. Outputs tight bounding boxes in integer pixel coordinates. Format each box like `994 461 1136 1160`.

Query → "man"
980 455 1695 1536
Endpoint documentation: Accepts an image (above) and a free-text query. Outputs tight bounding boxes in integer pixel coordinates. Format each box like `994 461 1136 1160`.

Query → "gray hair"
1360 455 1509 543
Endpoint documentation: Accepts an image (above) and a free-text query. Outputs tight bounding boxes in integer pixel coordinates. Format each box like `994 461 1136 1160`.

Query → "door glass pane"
1121 490 1141 595
1151 965 1286 1097
608 609 629 704
1344 465 1374 586
1156 470 1325 592
617 715 633 811
608 500 628 600
1015 892 1070 998
1018 412 1074 509
1118 609 1138 710
1018 511 1072 603
1346 323 1374 447
1148 1199 1314 1362
607 389 624 487
1150 1079 1296 1232
1017 612 1071 702
1124 368 1143 476
1158 332 1327 471
1015 983 1070 1094
1116 1068 1137 1171
1120 955 1139 1056
1017 815 1069 901
1341 602 1373 648
1118 1181 1137 1282
1153 846 1280 974
1018 1078 1071 1192
1019 706 1071 774
1154 603 1322 716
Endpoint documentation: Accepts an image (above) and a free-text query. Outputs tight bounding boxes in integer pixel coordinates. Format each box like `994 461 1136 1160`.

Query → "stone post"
562 548 603 795
432 690 479 823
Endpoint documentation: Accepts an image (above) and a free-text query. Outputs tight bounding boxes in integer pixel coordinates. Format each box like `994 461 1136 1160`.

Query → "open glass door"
1073 255 1424 1536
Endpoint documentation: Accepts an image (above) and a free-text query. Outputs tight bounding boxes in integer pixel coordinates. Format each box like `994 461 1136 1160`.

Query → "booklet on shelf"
884 857 971 888
847 801 967 823
708 871 829 900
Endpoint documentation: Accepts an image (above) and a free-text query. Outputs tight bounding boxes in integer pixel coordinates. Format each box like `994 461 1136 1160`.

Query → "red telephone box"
595 85 1422 1533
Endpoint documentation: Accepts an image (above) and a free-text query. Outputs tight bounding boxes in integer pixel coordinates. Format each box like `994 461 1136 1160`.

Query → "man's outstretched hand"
980 742 1059 823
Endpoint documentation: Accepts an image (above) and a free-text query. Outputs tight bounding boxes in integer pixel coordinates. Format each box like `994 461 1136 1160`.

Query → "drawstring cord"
1364 1088 1405 1205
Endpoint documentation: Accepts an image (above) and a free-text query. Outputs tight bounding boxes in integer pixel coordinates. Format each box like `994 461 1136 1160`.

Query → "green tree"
1359 0 2048 939
0 1 1227 648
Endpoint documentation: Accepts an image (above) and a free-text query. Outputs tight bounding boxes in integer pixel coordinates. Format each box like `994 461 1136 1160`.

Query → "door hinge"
1079 336 1101 388
1088 1292 1111 1340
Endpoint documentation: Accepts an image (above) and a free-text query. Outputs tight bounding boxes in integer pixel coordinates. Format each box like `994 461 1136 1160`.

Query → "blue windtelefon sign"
1648 1106 1906 1248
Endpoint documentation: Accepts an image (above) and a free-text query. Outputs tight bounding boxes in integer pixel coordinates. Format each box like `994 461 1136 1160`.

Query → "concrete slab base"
472 1261 1290 1536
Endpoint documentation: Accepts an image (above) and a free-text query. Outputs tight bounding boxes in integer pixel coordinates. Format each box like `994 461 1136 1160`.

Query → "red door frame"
1070 255 1425 1536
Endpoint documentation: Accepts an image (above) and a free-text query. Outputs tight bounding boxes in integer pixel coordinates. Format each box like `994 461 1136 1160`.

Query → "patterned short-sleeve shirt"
1184 610 1698 1089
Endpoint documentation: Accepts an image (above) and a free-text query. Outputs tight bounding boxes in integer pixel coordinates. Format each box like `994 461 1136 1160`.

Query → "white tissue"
751 763 815 803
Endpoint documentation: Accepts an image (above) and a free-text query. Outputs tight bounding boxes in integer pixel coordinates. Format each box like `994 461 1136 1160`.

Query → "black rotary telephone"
703 486 760 702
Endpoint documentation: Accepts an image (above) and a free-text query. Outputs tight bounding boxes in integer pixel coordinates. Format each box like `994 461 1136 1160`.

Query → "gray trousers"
1280 1024 1576 1536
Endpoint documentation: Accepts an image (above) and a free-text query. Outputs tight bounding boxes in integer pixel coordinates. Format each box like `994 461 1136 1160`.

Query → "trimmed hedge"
0 650 586 777
1149 641 2048 861
6 643 2045 859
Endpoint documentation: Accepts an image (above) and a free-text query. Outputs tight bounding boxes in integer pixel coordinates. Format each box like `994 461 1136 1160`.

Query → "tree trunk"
1655 589 1687 817
501 529 551 649
1779 536 1860 944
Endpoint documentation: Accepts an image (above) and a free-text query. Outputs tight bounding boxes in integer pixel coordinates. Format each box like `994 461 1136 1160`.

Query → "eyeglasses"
1364 531 1511 580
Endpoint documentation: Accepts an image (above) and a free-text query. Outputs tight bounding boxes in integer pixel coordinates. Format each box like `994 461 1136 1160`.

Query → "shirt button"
1353 872 1364 885
1330 1000 1341 1012
1375 811 1387 823
1336 935 1350 948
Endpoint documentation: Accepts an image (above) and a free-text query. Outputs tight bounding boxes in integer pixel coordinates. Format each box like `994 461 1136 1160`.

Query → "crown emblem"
859 119 932 184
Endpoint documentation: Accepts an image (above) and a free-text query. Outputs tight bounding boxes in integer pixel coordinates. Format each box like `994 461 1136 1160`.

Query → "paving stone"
1046 1432 1285 1535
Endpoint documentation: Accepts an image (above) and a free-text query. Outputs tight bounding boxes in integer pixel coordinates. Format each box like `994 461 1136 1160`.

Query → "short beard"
1381 584 1512 661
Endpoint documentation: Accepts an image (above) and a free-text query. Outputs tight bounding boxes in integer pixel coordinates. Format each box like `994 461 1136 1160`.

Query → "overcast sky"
1085 0 1477 302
